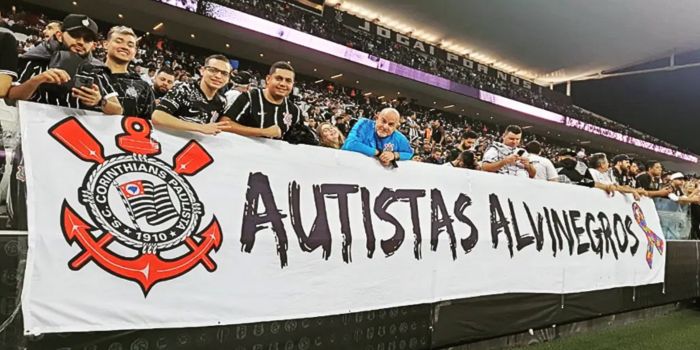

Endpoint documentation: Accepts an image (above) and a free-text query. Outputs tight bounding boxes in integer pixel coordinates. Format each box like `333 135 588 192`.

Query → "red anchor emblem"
49 116 222 295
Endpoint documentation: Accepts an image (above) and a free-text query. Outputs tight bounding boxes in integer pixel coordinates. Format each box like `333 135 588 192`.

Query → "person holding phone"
9 14 122 115
481 125 536 178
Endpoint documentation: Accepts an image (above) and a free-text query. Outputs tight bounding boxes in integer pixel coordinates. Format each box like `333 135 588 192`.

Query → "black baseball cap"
232 70 253 85
62 14 99 41
611 154 631 164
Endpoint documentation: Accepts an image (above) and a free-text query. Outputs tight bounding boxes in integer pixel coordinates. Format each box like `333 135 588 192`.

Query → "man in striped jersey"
0 32 17 98
151 54 230 135
9 14 122 115
220 61 302 139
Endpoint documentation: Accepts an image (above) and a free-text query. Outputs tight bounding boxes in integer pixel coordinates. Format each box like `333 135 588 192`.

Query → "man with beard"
611 154 632 186
425 147 444 165
152 54 230 135
481 125 535 178
628 160 643 188
6 15 122 230
342 108 413 168
42 20 62 41
152 67 175 104
104 26 155 119
9 14 122 115
220 61 302 138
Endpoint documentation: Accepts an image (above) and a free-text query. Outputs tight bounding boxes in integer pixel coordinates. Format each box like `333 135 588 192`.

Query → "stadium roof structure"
341 0 700 85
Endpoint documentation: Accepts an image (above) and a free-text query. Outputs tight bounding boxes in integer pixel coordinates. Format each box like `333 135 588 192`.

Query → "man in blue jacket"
342 108 414 167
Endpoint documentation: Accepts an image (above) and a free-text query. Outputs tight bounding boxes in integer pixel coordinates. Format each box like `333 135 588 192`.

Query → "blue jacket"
341 118 414 160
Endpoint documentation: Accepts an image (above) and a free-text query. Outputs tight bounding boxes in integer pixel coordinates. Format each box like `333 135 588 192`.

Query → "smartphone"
74 74 94 89
516 149 526 156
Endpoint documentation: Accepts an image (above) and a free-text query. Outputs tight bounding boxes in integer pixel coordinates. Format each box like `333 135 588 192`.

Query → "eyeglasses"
203 66 231 77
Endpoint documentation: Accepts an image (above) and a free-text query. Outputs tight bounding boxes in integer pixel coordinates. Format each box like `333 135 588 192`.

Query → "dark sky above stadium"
568 67 700 155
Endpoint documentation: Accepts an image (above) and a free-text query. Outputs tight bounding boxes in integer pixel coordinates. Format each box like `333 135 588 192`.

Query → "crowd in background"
216 0 688 155
0 5 698 237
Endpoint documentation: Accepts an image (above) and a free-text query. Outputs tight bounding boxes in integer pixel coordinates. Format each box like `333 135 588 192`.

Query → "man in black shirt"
153 67 175 103
221 61 302 138
636 160 672 198
430 120 445 146
0 32 17 97
9 14 122 115
104 26 155 119
42 20 62 41
151 54 230 135
611 154 632 186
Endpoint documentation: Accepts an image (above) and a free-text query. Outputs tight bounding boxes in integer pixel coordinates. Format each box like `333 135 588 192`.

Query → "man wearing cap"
9 14 122 115
103 26 155 119
225 70 252 110
611 154 633 186
666 173 700 205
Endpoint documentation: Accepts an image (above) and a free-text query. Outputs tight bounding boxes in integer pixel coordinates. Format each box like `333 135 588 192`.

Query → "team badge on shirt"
283 112 293 129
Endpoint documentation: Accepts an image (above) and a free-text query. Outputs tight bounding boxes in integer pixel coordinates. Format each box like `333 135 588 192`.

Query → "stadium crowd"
0 7 698 237
217 0 688 154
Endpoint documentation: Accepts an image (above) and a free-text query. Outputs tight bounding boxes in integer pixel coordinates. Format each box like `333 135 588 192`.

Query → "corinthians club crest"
50 116 222 295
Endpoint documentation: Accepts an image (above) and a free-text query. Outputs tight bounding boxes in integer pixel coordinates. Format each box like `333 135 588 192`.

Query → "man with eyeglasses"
152 54 231 135
104 26 155 119
220 61 302 139
9 14 122 115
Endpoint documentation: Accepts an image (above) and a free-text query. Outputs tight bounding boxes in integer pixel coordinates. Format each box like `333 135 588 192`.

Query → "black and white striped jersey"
16 55 117 111
0 32 17 81
155 80 226 124
223 88 302 136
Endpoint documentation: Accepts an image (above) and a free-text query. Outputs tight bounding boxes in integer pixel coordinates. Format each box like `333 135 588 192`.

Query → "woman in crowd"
317 122 345 149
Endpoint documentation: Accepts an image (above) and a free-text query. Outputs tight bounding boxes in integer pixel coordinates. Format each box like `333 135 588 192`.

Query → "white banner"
20 102 666 335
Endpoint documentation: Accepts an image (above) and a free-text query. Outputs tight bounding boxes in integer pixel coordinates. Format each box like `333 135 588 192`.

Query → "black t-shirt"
16 54 117 110
109 71 155 119
636 173 661 191
155 80 226 124
612 167 631 186
153 87 168 100
558 166 596 188
0 32 18 80
432 126 444 144
223 88 302 136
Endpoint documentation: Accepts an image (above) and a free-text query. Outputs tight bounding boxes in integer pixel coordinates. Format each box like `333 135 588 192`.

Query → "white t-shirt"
528 154 558 181
588 168 617 185
225 89 242 110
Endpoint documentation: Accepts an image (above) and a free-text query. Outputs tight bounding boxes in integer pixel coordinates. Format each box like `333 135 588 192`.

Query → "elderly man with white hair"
341 108 414 168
